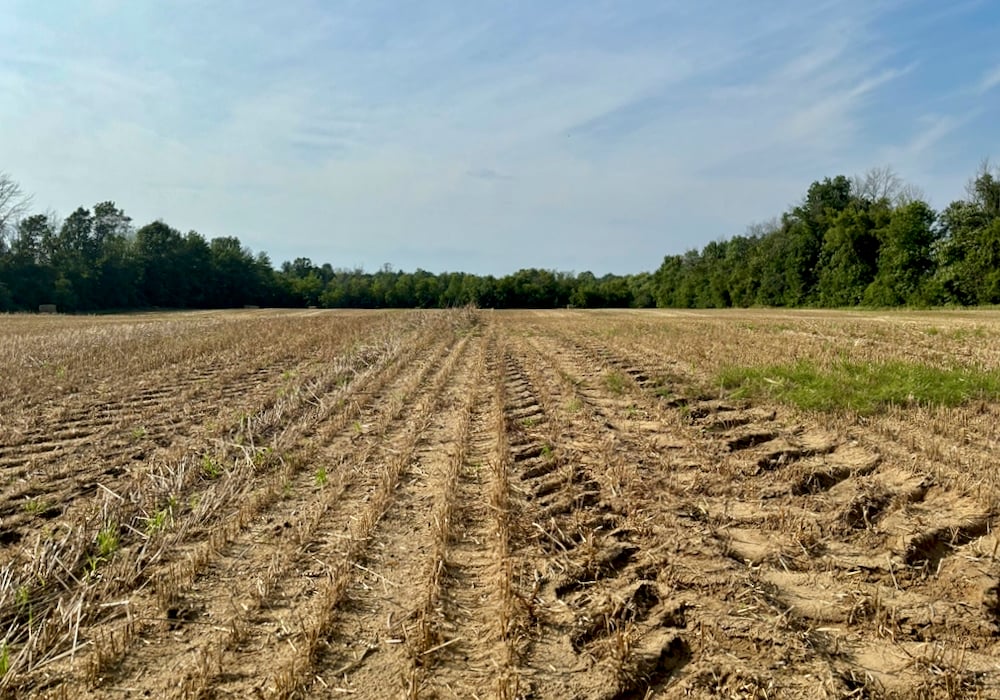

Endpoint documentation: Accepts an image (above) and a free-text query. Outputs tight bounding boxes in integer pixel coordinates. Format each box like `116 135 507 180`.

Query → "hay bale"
38 304 57 314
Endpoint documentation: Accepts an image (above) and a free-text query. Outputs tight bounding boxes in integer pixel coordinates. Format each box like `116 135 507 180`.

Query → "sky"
1 0 998 275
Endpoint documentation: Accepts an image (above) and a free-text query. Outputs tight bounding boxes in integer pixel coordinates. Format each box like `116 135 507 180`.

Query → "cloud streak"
979 64 1000 94
0 0 996 274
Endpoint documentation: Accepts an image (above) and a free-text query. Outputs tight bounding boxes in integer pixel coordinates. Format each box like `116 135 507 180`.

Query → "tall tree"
932 163 1000 304
5 214 57 309
49 207 99 310
864 200 937 306
783 175 854 304
208 236 265 307
91 202 137 308
135 221 187 307
816 200 889 306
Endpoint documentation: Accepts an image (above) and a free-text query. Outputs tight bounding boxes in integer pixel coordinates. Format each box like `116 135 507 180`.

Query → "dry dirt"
0 308 998 699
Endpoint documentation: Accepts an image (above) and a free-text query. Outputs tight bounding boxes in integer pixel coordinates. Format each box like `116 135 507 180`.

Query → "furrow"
303 331 484 697
1 316 431 695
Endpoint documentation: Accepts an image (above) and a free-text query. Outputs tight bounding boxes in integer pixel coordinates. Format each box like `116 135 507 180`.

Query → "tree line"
1 163 998 312
654 164 1000 308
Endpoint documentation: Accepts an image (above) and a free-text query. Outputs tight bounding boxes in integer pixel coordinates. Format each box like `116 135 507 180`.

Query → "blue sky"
1 0 998 274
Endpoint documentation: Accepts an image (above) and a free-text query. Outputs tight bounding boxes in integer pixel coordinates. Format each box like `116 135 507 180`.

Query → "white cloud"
978 64 1000 94
0 1 990 274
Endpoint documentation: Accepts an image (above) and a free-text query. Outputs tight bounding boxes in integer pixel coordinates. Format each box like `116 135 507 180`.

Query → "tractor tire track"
33 323 455 698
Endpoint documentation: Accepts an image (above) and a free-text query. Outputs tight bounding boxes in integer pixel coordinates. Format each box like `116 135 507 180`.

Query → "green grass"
717 359 1000 414
22 498 51 516
605 370 627 395
96 523 120 558
201 455 223 479
144 507 171 536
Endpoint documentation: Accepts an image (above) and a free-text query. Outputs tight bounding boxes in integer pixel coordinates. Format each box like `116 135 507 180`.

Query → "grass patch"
717 359 1000 414
605 370 627 395
201 455 223 479
96 523 120 558
22 497 51 516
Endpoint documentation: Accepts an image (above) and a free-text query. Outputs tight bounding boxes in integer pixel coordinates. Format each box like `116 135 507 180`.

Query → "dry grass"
2 308 1000 699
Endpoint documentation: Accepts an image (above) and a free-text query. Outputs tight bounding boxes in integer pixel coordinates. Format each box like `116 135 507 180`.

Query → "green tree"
6 214 57 309
780 176 854 304
932 164 1000 305
864 200 937 305
49 207 99 310
816 201 889 306
208 236 263 307
135 221 188 307
91 202 137 308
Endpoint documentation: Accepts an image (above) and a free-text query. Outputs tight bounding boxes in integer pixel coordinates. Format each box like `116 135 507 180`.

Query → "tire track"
304 331 484 697
418 331 515 698
1 316 432 696
539 319 1000 697
30 322 450 698
256 324 475 699
519 329 844 698
512 334 698 699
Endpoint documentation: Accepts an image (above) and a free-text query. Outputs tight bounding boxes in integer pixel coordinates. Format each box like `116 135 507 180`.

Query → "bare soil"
1 308 998 698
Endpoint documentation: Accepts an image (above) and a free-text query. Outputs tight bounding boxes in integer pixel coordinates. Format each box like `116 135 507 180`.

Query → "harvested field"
1 307 999 699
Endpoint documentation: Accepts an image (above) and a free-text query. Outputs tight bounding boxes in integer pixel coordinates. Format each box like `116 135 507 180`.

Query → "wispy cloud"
905 115 966 157
979 64 1000 93
782 65 914 144
0 0 994 274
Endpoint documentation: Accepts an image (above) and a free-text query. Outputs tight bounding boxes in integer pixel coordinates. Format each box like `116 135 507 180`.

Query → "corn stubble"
1 308 1000 699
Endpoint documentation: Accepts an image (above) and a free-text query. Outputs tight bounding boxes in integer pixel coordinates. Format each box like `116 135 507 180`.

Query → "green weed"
22 498 50 516
201 455 222 479
717 359 1000 414
946 326 988 341
15 585 32 626
605 371 627 396
315 465 328 487
145 508 170 536
97 523 119 558
253 446 275 468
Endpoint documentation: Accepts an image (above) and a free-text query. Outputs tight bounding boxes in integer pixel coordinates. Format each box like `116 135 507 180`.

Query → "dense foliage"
1 163 999 311
652 166 1000 309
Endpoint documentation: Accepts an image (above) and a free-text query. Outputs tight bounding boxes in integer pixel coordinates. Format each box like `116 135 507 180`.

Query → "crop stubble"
1 308 998 698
